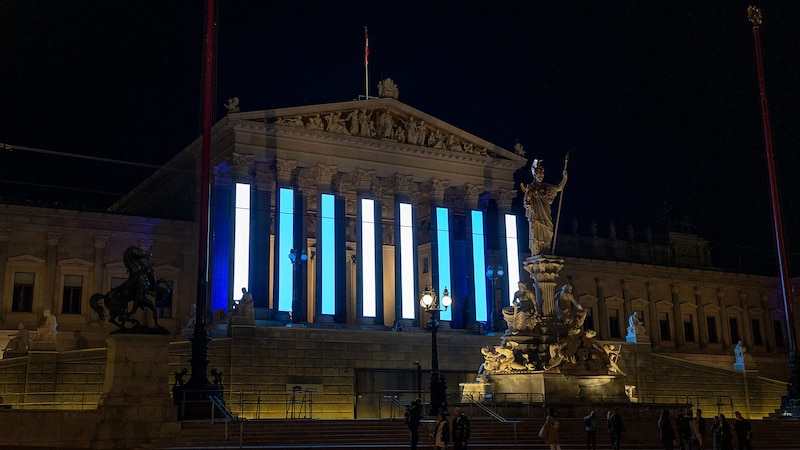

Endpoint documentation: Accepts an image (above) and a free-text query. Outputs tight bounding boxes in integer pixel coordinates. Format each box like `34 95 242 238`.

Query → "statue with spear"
519 153 569 256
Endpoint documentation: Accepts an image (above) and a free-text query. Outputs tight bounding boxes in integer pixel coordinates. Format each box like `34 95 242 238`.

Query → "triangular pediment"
231 97 527 164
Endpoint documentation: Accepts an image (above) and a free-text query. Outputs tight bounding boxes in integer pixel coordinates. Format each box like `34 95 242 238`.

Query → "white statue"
520 159 568 255
734 341 746 364
627 311 646 336
33 310 58 342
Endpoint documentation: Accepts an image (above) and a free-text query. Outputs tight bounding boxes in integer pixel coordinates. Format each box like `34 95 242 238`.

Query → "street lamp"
486 265 505 333
289 248 308 324
419 286 452 416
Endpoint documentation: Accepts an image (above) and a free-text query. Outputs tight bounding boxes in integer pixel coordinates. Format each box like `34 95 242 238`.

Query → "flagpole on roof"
364 26 370 99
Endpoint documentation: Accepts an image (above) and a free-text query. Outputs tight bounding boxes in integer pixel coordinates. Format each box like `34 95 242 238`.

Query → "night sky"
2 1 799 275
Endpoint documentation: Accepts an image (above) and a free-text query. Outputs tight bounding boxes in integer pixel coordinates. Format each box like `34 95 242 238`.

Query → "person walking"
584 410 598 450
406 398 422 450
452 407 470 450
733 411 752 450
609 407 625 450
718 414 733 450
658 409 676 450
432 411 450 450
541 407 562 450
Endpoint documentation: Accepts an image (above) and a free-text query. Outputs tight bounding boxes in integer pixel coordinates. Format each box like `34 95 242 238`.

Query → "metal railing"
0 391 100 410
209 394 242 445
461 394 520 446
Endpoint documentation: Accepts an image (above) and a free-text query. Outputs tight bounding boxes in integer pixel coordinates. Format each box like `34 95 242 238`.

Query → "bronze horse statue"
90 245 171 334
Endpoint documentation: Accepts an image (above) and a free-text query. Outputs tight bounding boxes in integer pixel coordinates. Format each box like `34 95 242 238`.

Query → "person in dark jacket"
733 411 752 450
658 409 676 450
609 407 626 450
407 398 422 450
452 407 471 450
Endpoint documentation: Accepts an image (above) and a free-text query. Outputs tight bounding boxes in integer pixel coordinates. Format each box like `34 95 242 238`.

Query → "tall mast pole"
746 5 799 402
364 27 369 99
551 152 569 254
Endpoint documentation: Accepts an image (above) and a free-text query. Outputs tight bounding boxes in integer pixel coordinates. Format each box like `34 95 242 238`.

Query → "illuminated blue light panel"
361 198 377 317
505 214 521 307
321 194 336 315
436 207 452 321
278 188 294 312
232 183 251 301
399 203 415 319
471 210 488 322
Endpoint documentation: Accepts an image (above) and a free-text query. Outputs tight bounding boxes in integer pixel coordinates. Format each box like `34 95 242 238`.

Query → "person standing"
733 411 752 450
711 416 721 450
584 410 598 450
432 411 450 450
71 330 89 349
542 407 562 450
452 407 470 450
609 407 625 450
696 409 706 448
658 409 676 450
685 409 702 450
407 398 422 450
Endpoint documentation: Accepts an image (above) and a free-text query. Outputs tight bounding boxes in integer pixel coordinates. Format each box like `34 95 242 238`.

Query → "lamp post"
419 286 452 416
486 265 504 333
289 248 308 324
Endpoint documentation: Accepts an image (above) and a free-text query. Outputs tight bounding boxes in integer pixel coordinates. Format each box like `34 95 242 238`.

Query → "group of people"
659 407 752 450
405 398 470 450
538 407 625 450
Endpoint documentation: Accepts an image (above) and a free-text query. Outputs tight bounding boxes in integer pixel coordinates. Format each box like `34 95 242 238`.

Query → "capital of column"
393 174 415 196
352 169 375 193
645 281 656 293
494 187 517 211
47 232 62 246
620 279 631 291
229 153 255 180
213 165 233 187
594 277 606 289
694 285 704 296
94 235 109 249
255 163 276 191
276 158 298 185
427 178 449 205
671 284 680 295
462 184 483 210
313 164 338 191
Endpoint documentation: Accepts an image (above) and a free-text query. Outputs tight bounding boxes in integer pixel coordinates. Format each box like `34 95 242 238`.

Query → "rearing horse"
90 245 171 334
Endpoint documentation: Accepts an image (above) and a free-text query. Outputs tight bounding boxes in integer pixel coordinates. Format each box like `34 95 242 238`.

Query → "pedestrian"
676 409 687 450
733 411 752 450
432 411 450 450
658 409 676 450
406 398 422 450
584 410 598 450
683 409 702 450
696 409 706 448
711 416 721 450
452 406 470 450
540 407 562 450
608 407 625 450
718 414 733 450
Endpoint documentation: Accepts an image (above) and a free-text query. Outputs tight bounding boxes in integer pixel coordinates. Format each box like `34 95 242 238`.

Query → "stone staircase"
162 415 800 449
623 347 787 419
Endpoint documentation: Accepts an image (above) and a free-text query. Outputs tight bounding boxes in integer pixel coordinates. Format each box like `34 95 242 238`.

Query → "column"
621 279 632 322
313 164 342 323
0 229 9 320
297 172 317 323
273 158 297 318
90 236 109 324
740 291 753 348
672 284 684 348
44 232 61 313
252 164 275 310
464 184 485 328
695 286 708 349
646 281 660 348
354 169 380 324
718 288 731 350
495 188 517 315
595 277 609 340
210 164 233 315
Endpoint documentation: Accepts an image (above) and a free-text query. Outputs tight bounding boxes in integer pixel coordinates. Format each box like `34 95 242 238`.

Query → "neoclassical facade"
1 92 795 378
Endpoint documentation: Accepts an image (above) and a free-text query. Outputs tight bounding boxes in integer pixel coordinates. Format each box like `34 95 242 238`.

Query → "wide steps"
163 416 800 449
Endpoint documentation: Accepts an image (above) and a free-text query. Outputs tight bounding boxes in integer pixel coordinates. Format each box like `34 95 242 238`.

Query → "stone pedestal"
523 255 564 317
92 334 179 449
626 332 650 343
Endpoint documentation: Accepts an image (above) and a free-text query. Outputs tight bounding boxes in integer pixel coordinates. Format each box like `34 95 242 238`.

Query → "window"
729 318 740 344
62 275 83 314
707 316 718 344
751 319 762 346
659 312 671 341
609 309 621 338
683 314 695 342
774 320 785 347
12 272 34 312
156 279 173 319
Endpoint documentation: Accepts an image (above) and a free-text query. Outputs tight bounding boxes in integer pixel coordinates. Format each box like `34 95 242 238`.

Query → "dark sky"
2 1 800 274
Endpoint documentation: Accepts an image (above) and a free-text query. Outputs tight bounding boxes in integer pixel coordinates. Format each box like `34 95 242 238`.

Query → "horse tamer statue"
90 245 171 334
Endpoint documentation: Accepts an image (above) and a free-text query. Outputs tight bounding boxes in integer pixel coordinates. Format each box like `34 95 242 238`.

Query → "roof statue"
377 78 399 99
225 96 240 113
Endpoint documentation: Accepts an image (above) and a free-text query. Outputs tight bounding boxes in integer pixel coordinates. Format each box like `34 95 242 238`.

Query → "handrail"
209 395 237 422
461 394 519 424
383 395 410 414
